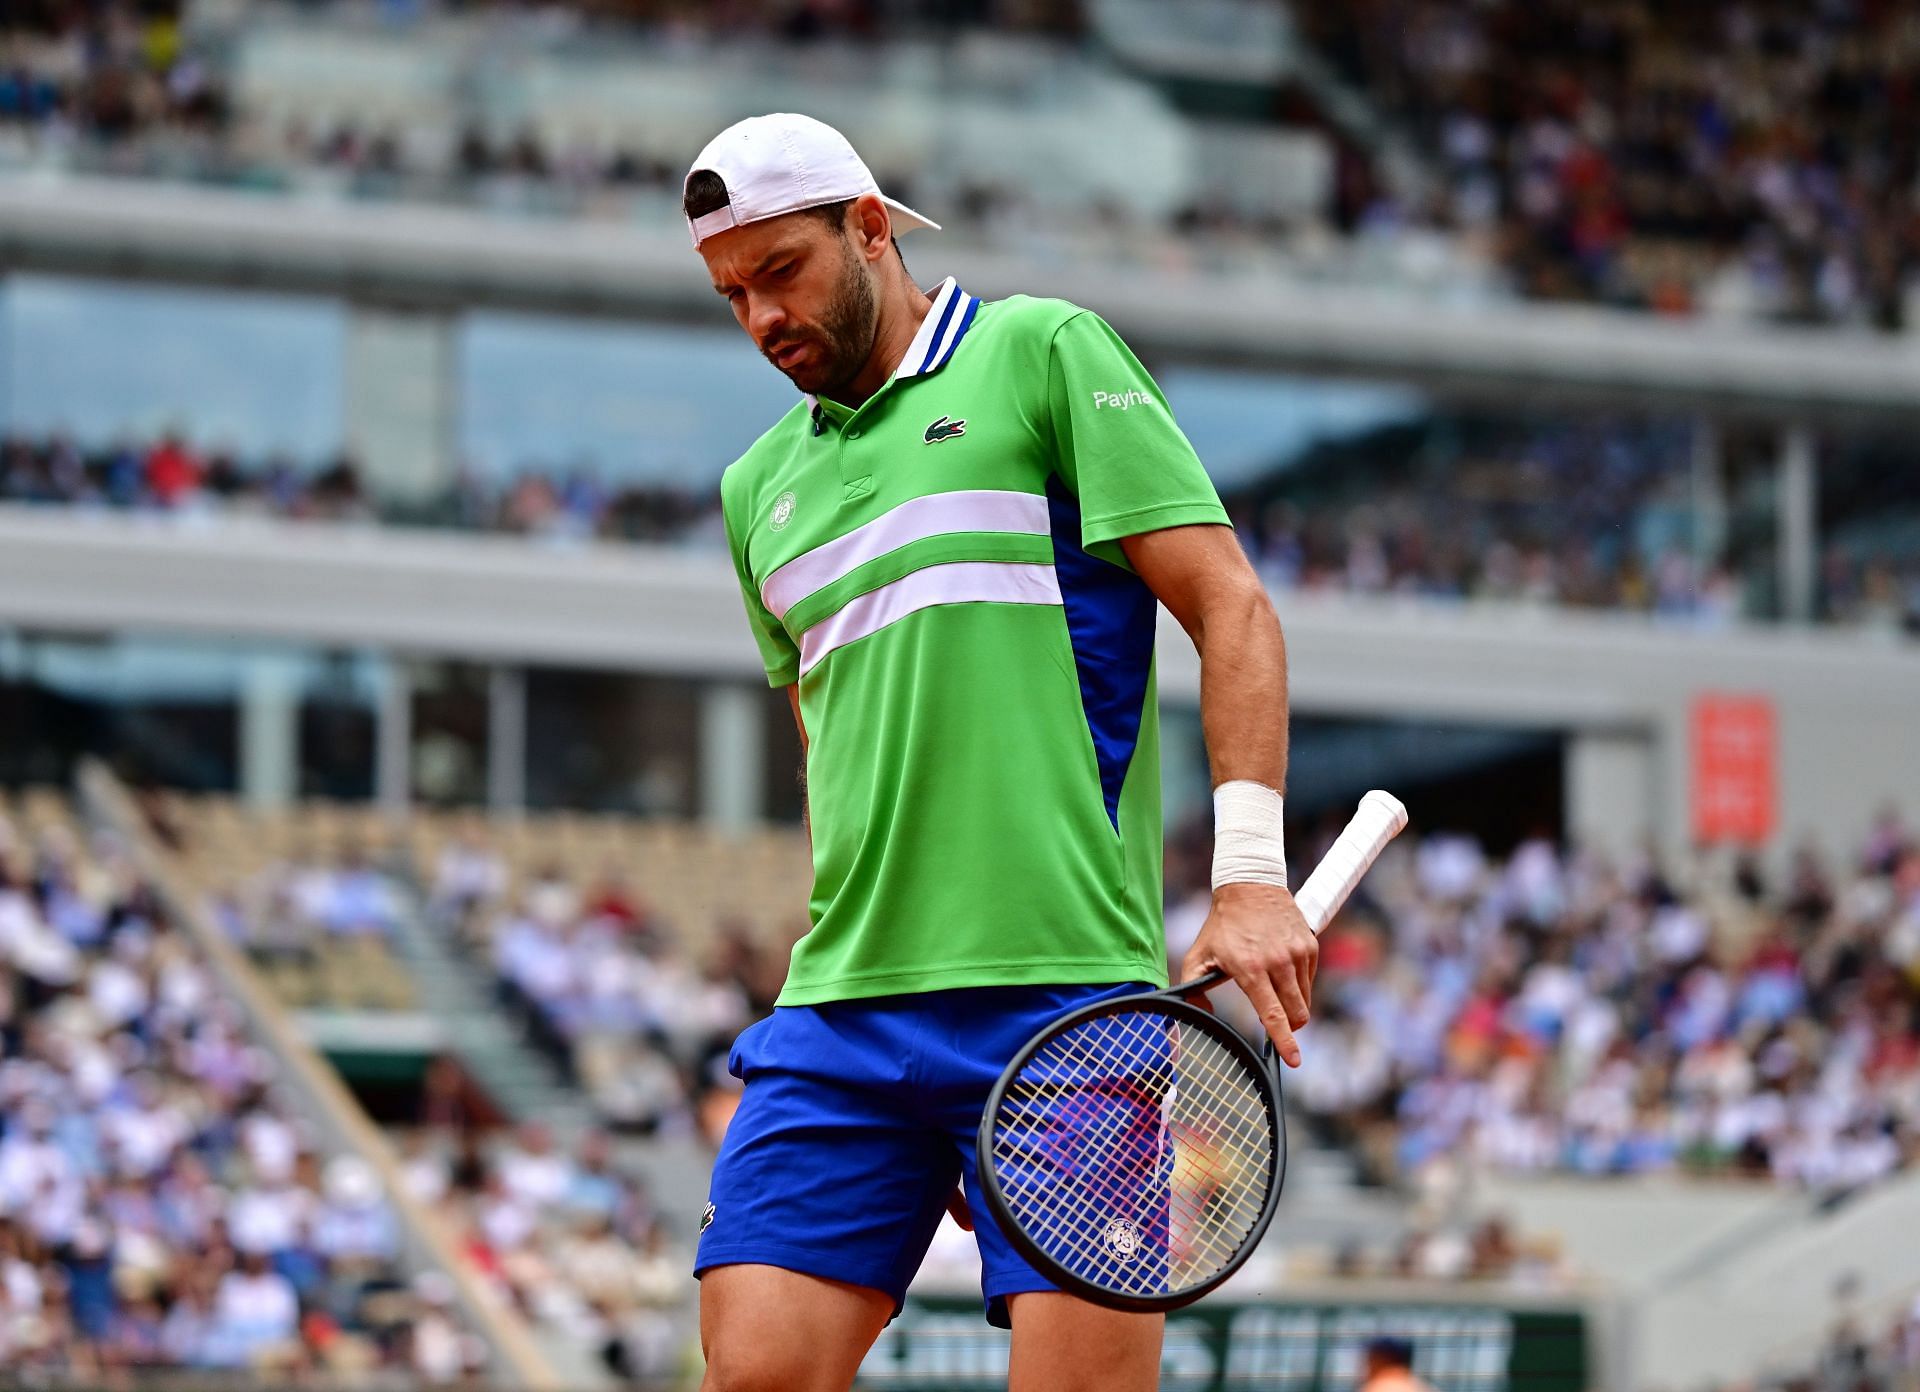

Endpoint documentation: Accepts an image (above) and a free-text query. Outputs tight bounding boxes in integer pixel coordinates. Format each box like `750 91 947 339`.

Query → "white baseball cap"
685 112 940 249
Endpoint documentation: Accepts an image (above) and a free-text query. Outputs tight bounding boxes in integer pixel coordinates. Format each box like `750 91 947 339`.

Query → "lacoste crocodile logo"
924 415 966 444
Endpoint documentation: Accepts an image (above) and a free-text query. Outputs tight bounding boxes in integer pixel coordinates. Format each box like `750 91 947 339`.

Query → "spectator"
1168 811 1920 1198
407 1122 690 1382
1361 1336 1437 1392
142 435 202 509
208 1250 298 1369
0 798 481 1379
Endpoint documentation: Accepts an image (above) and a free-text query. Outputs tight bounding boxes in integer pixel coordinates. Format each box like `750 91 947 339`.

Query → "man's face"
700 207 879 397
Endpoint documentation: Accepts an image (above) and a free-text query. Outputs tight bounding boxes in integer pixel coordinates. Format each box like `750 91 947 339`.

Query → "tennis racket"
975 789 1407 1313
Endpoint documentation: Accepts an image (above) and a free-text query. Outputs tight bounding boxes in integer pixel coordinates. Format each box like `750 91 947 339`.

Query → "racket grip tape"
1293 790 1407 934
1171 790 1406 998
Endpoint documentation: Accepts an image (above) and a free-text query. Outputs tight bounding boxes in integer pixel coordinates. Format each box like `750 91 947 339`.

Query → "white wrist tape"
1211 780 1287 890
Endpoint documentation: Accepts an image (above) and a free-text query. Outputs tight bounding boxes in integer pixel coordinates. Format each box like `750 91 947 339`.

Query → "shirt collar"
805 276 979 423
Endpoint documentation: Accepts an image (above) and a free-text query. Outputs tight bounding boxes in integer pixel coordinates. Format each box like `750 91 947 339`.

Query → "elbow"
1190 568 1279 651
1227 565 1280 635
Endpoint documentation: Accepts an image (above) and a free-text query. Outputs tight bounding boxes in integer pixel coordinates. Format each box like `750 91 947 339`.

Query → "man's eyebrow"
713 247 800 294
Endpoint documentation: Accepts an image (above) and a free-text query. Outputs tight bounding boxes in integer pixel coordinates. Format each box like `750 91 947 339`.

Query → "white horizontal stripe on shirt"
797 560 1061 675
761 489 1050 620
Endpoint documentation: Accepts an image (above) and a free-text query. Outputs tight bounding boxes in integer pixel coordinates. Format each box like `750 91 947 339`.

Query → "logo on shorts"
1102 1217 1144 1263
924 415 966 444
770 491 797 531
700 1202 715 1234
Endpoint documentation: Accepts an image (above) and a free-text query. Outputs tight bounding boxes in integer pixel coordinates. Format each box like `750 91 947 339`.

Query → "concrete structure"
3 506 1913 864
6 175 1920 416
77 763 582 1390
0 173 1890 628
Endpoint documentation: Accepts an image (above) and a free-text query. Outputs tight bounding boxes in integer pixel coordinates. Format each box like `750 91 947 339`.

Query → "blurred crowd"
1232 488 1919 633
1305 0 1920 327
213 843 415 1013
11 0 1920 328
289 0 1084 41
1783 1286 1920 1392
159 799 725 1381
1163 810 1920 1197
1226 413 1920 631
0 430 721 543
0 0 224 146
10 426 1917 631
0 799 485 1381
397 1120 688 1382
428 836 783 1138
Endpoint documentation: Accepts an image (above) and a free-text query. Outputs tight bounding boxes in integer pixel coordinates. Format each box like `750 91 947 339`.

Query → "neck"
821 267 932 409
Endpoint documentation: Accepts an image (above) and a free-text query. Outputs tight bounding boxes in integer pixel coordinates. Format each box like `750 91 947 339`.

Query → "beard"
762 240 879 397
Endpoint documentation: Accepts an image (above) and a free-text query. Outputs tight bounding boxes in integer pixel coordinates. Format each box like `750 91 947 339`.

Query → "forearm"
1196 580 1289 793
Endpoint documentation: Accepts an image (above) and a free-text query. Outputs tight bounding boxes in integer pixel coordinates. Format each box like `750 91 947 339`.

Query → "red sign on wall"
1691 694 1777 845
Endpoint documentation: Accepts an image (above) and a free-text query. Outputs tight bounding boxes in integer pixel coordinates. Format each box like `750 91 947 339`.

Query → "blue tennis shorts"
693 980 1148 1328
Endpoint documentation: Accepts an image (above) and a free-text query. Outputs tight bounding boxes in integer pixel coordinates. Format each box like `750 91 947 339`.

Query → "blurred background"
1 1 1918 1389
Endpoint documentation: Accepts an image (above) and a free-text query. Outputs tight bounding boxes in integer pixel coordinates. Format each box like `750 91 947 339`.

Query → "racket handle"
1169 790 1407 997
1294 789 1407 934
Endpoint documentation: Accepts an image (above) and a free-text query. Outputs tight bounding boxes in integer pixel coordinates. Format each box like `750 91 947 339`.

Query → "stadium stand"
158 796 415 1014
411 809 801 1137
6 3 1919 1384
0 431 716 543
0 0 225 144
399 1121 690 1382
0 787 486 1381
1297 0 1920 327
169 788 1920 1191
17 776 1916 1383
1229 412 1920 630
7 425 1917 630
1166 806 1920 1198
10 0 1920 330
147 794 806 1129
1781 1289 1920 1391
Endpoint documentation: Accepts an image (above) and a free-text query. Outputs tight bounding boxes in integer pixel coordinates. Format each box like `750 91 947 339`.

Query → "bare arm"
1120 524 1317 1066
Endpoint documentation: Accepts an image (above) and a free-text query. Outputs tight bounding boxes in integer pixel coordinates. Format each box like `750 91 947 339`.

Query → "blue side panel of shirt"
1045 475 1157 829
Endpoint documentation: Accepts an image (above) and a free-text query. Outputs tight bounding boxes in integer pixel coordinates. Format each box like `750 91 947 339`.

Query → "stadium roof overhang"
5 175 1920 422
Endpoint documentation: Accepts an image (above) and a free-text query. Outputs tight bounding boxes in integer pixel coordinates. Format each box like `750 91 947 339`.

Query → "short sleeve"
1047 310 1229 566
721 491 800 687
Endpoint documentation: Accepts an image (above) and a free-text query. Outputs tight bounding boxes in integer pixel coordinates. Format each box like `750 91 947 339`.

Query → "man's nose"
749 296 788 346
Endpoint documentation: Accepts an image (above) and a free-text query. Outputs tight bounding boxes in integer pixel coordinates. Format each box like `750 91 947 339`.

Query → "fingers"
1177 942 1209 984
1273 943 1314 1035
1177 949 1219 1013
1239 972 1302 1069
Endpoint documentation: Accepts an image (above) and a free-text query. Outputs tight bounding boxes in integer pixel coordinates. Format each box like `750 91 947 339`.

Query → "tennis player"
685 113 1315 1392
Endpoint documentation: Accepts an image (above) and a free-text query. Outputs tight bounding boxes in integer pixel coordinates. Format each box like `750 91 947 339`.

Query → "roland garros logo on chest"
769 491 797 531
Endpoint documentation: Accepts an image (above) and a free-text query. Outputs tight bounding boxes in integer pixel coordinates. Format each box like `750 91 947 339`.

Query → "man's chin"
781 362 845 397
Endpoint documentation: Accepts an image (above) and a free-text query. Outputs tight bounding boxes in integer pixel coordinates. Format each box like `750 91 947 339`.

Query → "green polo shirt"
720 277 1229 1004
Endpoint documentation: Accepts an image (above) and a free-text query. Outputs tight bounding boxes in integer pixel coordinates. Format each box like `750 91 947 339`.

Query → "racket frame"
973 982 1287 1314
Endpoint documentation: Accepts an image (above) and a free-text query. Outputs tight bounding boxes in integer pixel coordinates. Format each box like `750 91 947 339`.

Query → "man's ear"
850 194 895 266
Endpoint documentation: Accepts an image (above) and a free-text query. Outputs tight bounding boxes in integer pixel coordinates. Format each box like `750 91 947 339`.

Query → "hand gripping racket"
975 790 1408 1313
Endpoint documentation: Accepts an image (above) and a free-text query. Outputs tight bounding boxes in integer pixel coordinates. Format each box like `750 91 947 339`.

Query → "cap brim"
881 195 940 236
689 192 941 248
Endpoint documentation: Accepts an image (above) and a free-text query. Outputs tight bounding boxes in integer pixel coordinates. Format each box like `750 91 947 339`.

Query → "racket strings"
988 1009 1277 1298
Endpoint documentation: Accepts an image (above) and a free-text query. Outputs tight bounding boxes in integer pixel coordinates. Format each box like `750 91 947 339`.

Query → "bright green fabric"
719 290 1228 1004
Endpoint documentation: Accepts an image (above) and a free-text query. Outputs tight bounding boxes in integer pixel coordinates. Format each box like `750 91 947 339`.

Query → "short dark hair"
684 168 852 235
1365 1337 1414 1367
684 168 903 266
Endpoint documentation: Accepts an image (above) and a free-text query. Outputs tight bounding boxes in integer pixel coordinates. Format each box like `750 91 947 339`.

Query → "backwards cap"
685 112 939 248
